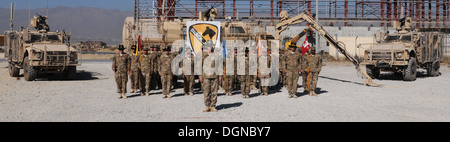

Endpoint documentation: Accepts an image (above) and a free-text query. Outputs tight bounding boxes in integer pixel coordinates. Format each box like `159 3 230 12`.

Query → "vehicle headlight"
397 52 402 58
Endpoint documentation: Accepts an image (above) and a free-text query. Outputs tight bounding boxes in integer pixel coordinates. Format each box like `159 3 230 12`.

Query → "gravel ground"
1 56 450 122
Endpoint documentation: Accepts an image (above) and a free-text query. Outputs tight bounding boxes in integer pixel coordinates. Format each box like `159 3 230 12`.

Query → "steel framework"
134 0 450 28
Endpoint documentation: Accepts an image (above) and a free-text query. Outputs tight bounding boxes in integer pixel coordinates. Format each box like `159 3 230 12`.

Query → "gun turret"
30 14 50 32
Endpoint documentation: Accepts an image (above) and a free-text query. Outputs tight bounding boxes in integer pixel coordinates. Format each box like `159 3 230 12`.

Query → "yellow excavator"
276 10 381 87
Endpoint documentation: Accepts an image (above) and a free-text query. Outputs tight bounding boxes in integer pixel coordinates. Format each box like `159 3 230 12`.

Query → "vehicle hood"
366 43 411 52
31 43 77 52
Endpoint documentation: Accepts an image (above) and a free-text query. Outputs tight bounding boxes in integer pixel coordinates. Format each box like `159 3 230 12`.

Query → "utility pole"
315 0 320 51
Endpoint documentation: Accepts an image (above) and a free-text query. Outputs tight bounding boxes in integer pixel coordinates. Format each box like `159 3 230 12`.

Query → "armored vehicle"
4 13 79 81
362 30 443 81
360 17 443 81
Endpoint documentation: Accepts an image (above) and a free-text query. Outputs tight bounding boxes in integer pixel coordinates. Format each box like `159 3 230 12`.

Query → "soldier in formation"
112 45 130 99
182 48 195 96
307 46 322 96
129 45 141 93
159 47 174 98
140 47 154 96
284 45 301 98
200 43 220 112
239 48 251 98
259 49 271 96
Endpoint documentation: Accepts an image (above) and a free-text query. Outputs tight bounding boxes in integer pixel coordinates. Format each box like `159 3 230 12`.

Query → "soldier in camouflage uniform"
159 46 174 98
249 48 258 90
200 44 221 112
239 48 251 98
284 45 301 98
182 48 195 96
307 46 322 96
112 45 131 99
223 48 235 96
300 49 309 93
140 47 153 96
259 49 271 96
129 45 142 93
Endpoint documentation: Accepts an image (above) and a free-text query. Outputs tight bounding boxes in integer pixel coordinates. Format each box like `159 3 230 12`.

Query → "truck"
360 17 443 81
4 4 79 81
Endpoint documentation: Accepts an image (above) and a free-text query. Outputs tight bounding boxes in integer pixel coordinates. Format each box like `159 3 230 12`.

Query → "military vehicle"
360 17 443 81
4 4 79 81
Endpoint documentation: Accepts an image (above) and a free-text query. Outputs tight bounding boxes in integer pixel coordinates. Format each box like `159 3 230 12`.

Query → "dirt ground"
1 54 450 122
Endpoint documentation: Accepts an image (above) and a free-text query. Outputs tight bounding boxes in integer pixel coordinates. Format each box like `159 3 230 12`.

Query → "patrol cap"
311 46 316 51
164 46 172 51
143 47 150 51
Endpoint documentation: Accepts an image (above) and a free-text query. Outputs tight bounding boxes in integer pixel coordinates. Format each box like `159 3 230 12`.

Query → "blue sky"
1 0 134 11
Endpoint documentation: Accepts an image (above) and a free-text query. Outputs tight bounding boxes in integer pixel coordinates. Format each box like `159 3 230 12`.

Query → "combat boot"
312 91 317 96
291 94 298 98
118 93 122 99
121 93 127 99
145 92 149 96
210 106 218 112
131 89 136 93
167 95 172 98
189 92 194 96
203 107 210 112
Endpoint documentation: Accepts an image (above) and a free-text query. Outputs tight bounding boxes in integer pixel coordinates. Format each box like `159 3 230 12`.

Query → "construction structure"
134 0 449 28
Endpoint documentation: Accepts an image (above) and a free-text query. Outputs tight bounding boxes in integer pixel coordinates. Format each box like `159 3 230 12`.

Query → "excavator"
275 10 381 87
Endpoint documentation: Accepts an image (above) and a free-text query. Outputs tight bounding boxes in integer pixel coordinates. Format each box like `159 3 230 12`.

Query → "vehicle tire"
366 66 380 79
431 61 440 77
64 66 77 80
9 62 20 77
403 57 417 81
23 57 37 81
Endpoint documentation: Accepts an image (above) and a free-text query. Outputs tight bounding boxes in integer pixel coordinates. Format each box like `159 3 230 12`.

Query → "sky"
1 0 134 11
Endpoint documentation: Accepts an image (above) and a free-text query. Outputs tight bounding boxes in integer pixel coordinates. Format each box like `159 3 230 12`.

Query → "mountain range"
0 6 132 45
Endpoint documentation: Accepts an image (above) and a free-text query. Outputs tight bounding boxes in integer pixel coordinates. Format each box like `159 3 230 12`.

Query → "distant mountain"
0 6 132 45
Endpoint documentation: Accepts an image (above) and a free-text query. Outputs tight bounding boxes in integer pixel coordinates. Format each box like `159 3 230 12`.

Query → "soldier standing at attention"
159 46 174 98
140 47 152 96
279 48 287 87
223 48 235 96
284 45 301 98
200 44 221 112
182 49 195 96
307 46 322 96
112 45 130 99
259 49 271 96
129 45 141 93
239 48 251 98
300 49 309 93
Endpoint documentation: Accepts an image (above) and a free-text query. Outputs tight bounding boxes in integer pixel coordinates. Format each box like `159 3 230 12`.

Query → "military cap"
131 45 137 50
143 47 150 51
164 46 172 51
311 46 316 51
118 45 125 50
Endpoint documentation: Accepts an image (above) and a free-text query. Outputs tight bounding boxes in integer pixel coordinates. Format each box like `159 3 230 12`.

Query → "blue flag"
221 37 227 59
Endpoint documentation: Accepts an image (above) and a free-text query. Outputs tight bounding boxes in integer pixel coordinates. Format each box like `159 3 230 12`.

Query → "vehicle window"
230 26 245 34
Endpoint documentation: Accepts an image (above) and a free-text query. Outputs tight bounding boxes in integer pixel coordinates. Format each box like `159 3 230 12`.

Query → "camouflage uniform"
129 53 141 93
300 53 309 92
307 50 322 96
284 49 301 98
201 52 219 112
259 53 271 96
239 55 251 98
140 51 154 96
182 54 195 96
159 51 174 98
112 51 131 99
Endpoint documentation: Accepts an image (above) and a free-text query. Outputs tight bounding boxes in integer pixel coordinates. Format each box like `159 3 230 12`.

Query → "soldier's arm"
127 55 131 73
112 56 116 73
318 56 323 73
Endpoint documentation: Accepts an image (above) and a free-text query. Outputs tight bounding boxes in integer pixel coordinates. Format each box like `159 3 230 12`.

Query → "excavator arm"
276 10 381 87
284 28 308 49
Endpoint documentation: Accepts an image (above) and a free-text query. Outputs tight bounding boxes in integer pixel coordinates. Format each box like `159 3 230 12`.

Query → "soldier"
223 48 235 96
284 45 301 98
129 45 141 93
149 45 159 91
159 46 174 98
300 48 309 93
259 49 271 96
200 43 221 112
140 47 153 96
112 45 131 99
307 46 322 96
182 48 195 96
249 48 258 90
239 48 251 98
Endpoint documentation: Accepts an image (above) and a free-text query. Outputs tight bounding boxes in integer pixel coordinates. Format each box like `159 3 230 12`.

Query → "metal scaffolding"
134 0 450 28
